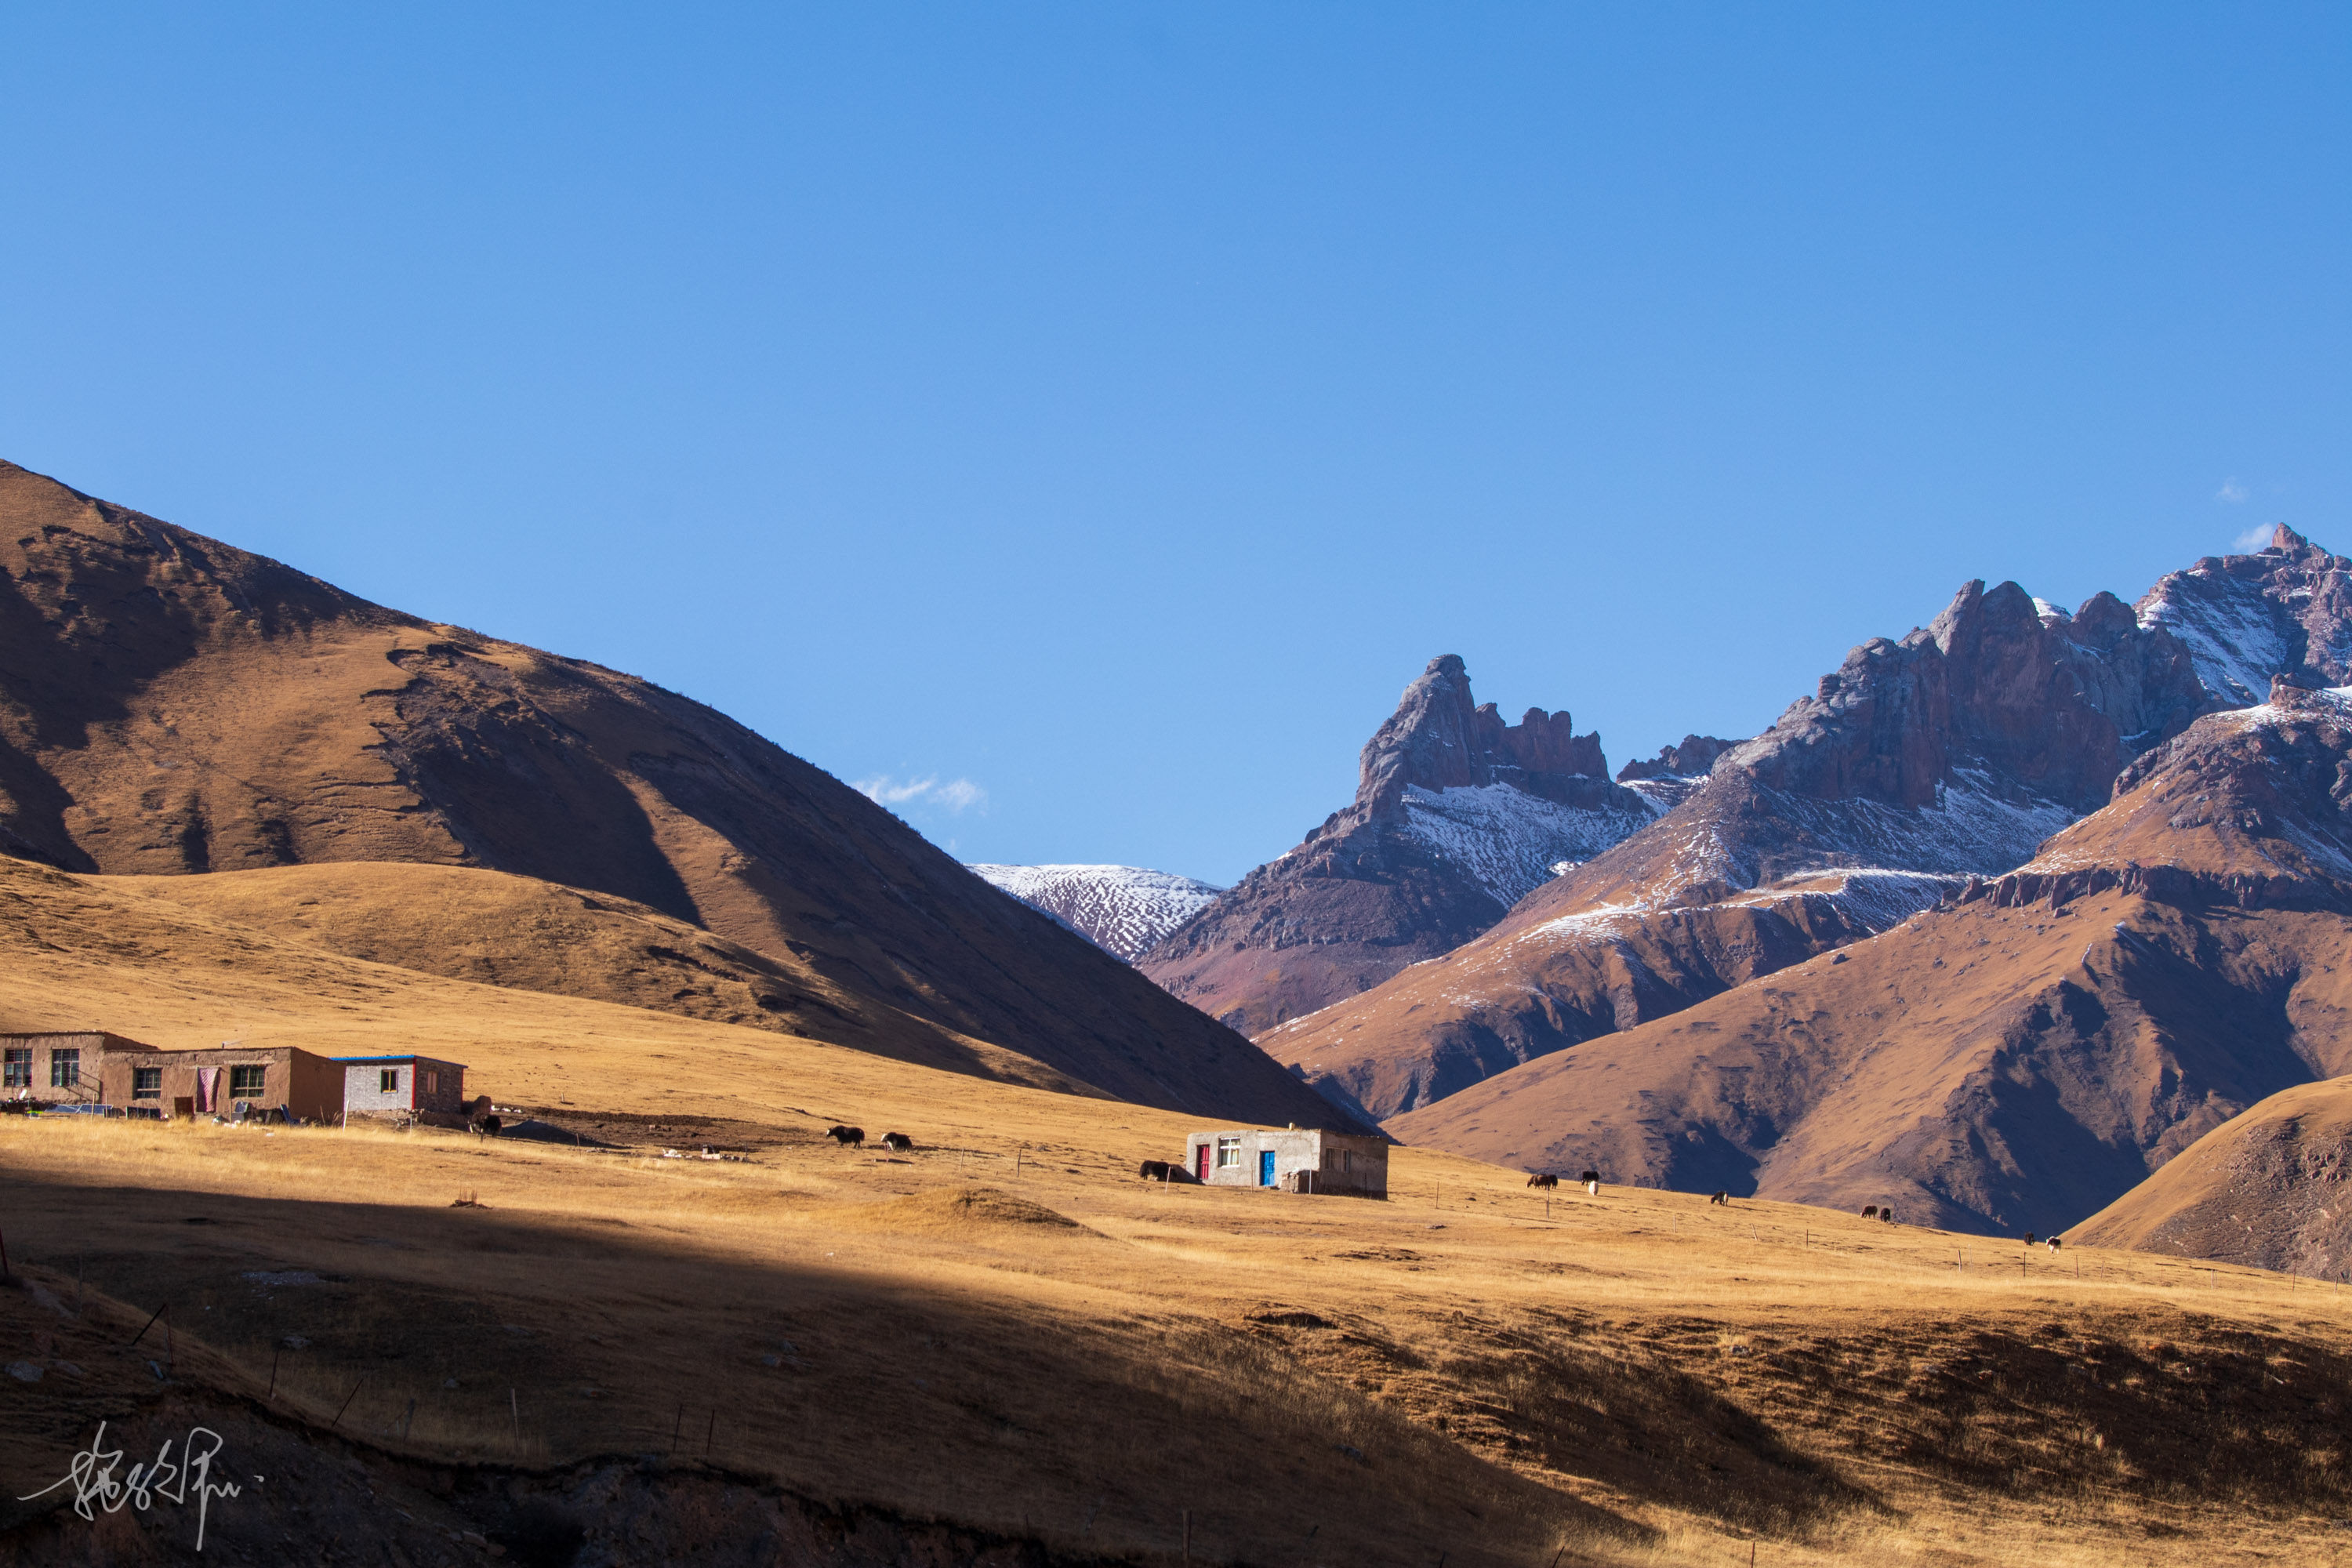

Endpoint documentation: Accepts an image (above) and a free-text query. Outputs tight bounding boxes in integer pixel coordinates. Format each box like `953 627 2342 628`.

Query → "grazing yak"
1860 1205 1878 1219
1709 1191 1730 1207
1138 1160 1200 1185
2046 1236 2063 1253
1579 1170 1601 1195
826 1125 866 1147
1526 1173 1559 1190
1880 1207 1896 1224
880 1132 916 1152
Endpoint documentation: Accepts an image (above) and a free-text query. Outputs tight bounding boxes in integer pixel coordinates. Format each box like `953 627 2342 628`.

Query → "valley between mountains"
6 457 2352 1565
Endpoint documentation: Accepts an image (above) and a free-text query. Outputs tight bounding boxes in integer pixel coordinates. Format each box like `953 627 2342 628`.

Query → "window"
1214 1135 1242 1169
50 1048 80 1088
2 1048 27 1088
423 1070 437 1094
379 1069 401 1094
229 1065 266 1098
133 1068 162 1099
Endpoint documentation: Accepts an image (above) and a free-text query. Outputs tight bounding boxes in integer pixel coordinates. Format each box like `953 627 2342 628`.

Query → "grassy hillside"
2 856 2350 1563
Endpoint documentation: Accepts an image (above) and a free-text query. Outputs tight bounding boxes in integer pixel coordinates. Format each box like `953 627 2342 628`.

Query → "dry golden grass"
5 855 2352 1563
8 1109 2351 1566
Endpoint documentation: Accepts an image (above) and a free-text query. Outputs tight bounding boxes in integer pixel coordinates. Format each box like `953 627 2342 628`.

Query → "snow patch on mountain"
1397 783 1650 910
2137 564 2292 706
968 864 1224 963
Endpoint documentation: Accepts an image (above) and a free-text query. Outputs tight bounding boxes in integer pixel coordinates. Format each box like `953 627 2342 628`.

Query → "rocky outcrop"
1269 575 2220 1122
1137 656 1653 1036
0 459 1351 1131
1617 735 1738 783
2136 524 2352 706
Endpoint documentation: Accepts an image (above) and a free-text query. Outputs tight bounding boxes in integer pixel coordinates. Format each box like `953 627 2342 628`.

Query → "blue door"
1259 1150 1277 1187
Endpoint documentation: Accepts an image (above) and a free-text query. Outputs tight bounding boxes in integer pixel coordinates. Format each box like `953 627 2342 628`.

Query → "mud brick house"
1 1031 158 1105
336 1054 469 1125
99 1044 344 1122
1184 1126 1388 1197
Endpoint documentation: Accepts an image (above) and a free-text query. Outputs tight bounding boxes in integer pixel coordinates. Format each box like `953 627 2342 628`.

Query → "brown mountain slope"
113 861 1098 1095
0 459 1344 1128
2071 1074 2352 1279
1265 577 2211 1121
1138 655 1654 1035
1387 687 2352 1236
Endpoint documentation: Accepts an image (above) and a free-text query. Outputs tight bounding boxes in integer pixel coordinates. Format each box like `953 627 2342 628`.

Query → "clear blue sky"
4 5 2346 884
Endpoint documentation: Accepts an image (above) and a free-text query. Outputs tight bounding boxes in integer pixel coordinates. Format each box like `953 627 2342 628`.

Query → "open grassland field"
6 1114 2352 1567
3 855 2351 1565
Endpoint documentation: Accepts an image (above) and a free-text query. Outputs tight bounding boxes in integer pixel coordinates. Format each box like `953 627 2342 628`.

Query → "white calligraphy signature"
16 1421 242 1551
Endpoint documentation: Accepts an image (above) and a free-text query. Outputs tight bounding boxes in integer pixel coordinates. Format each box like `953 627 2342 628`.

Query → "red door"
1196 1142 1212 1181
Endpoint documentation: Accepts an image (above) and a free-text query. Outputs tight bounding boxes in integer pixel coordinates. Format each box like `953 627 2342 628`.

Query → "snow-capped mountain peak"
967 863 1223 963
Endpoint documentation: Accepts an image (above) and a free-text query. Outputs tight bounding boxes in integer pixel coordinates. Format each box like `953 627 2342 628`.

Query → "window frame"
49 1048 80 1088
132 1067 162 1099
1214 1135 1242 1169
379 1068 401 1094
2 1048 27 1088
228 1064 267 1098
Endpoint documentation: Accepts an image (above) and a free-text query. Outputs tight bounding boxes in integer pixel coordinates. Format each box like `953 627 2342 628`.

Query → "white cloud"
2216 477 2249 503
2231 523 2275 554
855 774 988 815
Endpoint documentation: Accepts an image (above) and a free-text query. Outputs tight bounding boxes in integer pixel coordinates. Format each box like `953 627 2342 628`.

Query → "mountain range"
9 452 2348 1266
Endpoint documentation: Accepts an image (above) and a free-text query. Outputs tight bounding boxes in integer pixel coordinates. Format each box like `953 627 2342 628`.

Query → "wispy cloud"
855 774 988 815
2216 477 2249 503
2231 523 2275 554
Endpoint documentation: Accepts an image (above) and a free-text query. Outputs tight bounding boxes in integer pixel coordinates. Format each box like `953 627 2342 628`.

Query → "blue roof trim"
329 1055 469 1067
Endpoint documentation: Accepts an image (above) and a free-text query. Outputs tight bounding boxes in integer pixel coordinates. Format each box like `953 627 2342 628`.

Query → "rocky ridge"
1265 575 2214 1121
1137 655 1654 1035
1388 684 2352 1236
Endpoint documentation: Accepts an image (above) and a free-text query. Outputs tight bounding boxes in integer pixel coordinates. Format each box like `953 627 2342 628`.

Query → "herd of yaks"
826 1124 916 1153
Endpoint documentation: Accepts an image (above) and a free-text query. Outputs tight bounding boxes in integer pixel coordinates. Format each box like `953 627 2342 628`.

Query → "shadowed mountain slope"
0 459 1345 1128
2071 1073 2352 1281
1266 577 2212 1121
117 860 1099 1094
1388 686 2352 1236
1138 655 1655 1035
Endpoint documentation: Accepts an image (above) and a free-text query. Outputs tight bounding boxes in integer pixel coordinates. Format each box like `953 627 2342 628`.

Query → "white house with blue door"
1184 1125 1388 1198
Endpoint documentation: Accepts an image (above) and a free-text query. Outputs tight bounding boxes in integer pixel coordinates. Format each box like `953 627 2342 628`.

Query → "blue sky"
3 5 2346 884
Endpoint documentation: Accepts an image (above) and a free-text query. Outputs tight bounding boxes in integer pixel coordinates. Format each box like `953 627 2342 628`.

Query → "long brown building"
98 1045 343 1122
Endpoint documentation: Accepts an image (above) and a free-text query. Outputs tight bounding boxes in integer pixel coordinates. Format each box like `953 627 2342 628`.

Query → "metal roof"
330 1054 469 1067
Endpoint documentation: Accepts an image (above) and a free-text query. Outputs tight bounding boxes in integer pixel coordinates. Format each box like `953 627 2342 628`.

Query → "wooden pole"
268 1345 280 1401
332 1376 365 1431
705 1408 716 1457
401 1399 416 1441
671 1400 684 1453
126 1300 169 1349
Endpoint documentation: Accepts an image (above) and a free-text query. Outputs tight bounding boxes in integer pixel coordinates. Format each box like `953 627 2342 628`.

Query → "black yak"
880 1131 915 1152
1709 1191 1730 1207
1527 1173 1559 1190
826 1125 865 1147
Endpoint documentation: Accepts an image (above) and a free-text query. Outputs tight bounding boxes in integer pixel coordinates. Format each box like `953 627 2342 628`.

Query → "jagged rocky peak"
1617 735 1739 782
1357 655 1610 815
1730 577 2208 815
2136 524 2352 706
